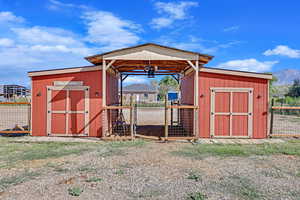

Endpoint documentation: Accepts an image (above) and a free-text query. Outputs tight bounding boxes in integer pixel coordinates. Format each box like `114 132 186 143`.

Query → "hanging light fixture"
144 60 155 78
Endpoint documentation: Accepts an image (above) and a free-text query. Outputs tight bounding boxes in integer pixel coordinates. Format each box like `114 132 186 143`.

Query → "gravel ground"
0 140 300 200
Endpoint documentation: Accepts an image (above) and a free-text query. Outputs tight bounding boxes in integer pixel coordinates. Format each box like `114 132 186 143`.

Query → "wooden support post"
130 95 134 140
102 60 106 107
164 94 169 141
120 74 123 106
194 60 199 138
270 98 274 137
171 101 173 127
102 60 107 137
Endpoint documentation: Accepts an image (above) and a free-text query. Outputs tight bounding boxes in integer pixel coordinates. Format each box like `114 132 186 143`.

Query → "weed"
115 169 124 175
68 186 83 196
86 177 102 182
224 175 263 200
77 166 97 172
0 170 40 191
186 192 207 200
296 170 300 177
187 172 201 182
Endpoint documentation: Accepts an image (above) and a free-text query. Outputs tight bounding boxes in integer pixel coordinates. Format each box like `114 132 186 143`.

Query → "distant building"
122 83 157 103
0 85 30 102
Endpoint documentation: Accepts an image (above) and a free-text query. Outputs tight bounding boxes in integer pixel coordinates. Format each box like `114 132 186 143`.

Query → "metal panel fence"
165 104 197 139
270 99 300 137
102 105 134 140
0 102 31 135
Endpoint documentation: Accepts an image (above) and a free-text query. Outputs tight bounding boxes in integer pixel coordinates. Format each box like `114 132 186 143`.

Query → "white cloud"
47 0 89 11
264 45 300 58
223 26 240 32
123 77 148 85
0 38 14 47
82 11 141 51
12 26 79 45
151 17 173 29
151 1 198 29
0 11 25 23
157 35 241 54
215 59 278 72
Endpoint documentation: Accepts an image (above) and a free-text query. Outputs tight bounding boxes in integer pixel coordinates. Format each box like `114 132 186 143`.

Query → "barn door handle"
211 112 214 115
248 113 252 116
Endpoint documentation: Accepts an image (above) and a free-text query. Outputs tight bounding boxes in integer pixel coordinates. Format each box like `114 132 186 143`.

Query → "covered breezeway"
85 43 213 140
29 43 272 139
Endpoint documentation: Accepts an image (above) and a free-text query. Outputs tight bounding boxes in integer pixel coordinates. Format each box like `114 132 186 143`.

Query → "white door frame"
210 87 253 138
47 85 90 136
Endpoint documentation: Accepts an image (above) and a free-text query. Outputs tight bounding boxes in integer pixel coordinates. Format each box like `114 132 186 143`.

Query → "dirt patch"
0 140 300 200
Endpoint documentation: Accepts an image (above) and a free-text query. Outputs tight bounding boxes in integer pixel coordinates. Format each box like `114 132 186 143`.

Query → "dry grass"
0 138 299 199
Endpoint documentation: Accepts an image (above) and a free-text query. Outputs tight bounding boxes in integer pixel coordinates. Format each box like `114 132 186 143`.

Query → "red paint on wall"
198 72 268 139
31 70 119 137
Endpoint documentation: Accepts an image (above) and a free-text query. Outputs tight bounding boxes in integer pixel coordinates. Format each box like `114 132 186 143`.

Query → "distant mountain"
273 69 300 85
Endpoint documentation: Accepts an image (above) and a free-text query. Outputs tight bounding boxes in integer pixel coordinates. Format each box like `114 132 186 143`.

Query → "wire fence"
270 99 300 137
166 104 197 138
103 105 134 139
0 102 31 135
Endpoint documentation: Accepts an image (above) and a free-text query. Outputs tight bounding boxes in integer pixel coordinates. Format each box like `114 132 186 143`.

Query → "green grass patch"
187 171 201 182
0 138 100 169
186 192 207 200
0 170 41 191
86 177 102 182
115 169 125 175
68 186 83 196
98 140 146 157
107 140 146 148
225 175 263 200
173 141 300 159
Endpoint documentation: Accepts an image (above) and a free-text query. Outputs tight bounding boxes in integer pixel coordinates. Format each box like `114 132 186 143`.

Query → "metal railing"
0 102 31 135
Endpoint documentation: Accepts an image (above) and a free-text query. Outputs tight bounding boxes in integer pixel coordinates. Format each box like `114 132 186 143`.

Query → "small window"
144 93 148 98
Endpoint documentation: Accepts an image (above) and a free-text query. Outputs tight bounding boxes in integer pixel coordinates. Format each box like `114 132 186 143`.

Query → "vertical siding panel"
31 70 110 137
198 72 268 138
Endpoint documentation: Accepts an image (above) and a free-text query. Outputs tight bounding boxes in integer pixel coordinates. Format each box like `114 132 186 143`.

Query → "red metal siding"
31 70 118 137
198 72 268 139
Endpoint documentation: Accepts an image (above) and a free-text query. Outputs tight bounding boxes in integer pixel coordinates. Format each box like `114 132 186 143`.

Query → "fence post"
164 94 169 141
171 101 173 127
130 95 134 140
28 103 31 135
270 98 274 137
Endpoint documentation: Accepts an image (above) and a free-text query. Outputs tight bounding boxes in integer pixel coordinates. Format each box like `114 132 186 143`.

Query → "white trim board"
210 88 253 138
46 85 90 136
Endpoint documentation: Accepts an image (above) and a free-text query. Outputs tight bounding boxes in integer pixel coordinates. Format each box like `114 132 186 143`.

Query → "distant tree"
269 74 278 97
150 80 158 90
287 79 300 97
157 76 179 100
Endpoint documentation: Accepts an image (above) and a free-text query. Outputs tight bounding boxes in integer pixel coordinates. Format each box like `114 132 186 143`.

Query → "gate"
46 85 90 136
210 88 253 138
164 95 198 140
103 97 135 140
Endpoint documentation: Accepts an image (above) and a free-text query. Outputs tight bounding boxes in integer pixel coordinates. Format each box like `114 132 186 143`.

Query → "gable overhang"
85 43 213 74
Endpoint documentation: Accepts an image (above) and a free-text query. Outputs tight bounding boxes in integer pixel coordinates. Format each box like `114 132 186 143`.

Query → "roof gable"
123 83 157 93
85 43 213 64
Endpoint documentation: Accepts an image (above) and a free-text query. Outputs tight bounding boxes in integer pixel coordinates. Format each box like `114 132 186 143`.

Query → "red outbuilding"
28 43 272 139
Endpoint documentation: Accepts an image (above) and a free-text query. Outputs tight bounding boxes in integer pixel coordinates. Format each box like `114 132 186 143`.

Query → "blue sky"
0 0 300 86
